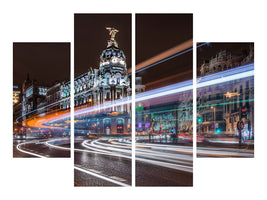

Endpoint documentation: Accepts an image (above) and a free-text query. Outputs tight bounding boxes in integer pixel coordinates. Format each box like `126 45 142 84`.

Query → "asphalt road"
134 141 193 186
13 138 70 158
74 137 193 186
197 146 254 158
74 138 132 186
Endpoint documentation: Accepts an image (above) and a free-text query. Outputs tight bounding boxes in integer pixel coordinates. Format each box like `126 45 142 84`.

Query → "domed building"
98 27 130 105
60 27 131 135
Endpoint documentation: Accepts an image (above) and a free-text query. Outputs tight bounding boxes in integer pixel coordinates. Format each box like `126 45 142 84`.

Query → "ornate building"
21 74 48 121
135 79 193 137
60 27 130 110
197 46 254 139
68 27 131 135
148 90 193 135
14 28 131 136
13 86 21 105
46 82 61 111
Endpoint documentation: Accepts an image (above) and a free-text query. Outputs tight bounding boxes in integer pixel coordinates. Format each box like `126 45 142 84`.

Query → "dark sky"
136 14 193 88
197 42 253 74
13 43 70 88
75 14 131 77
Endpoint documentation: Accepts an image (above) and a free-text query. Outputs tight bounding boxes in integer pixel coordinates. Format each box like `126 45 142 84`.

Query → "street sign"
237 120 244 131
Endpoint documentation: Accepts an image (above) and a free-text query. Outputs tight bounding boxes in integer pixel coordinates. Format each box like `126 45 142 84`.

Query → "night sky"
197 42 253 76
136 14 193 89
13 43 70 88
12 17 252 92
74 14 131 77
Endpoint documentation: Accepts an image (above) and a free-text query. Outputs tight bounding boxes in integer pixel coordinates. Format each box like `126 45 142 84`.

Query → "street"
74 137 193 186
13 138 70 158
197 146 254 158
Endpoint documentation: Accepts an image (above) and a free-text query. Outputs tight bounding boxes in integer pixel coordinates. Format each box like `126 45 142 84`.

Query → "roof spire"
26 73 30 80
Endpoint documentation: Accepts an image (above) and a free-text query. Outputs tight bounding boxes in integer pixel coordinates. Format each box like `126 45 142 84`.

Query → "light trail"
16 138 71 157
197 68 254 89
94 140 131 150
144 69 192 88
133 42 208 74
43 139 131 186
136 63 254 102
45 137 193 172
23 108 70 129
197 62 254 83
85 140 131 155
134 98 254 117
22 63 254 129
130 39 193 74
45 138 70 151
41 137 193 173
16 141 47 158
15 99 69 122
82 138 193 172
135 141 193 153
197 147 254 157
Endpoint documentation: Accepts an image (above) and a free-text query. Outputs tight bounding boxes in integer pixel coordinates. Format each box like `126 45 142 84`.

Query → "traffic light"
215 128 221 134
241 106 249 119
197 117 202 123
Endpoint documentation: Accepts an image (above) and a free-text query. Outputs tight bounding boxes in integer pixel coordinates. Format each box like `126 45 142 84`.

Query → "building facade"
21 75 48 121
197 46 254 139
13 86 21 105
61 27 131 135
14 28 132 136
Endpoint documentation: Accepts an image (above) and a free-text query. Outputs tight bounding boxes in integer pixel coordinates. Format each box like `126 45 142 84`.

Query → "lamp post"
211 106 216 133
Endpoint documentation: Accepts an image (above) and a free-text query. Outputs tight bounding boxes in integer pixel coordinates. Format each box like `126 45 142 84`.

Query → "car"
88 134 101 139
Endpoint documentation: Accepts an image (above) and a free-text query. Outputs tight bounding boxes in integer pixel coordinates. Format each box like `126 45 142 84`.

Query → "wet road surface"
13 138 70 158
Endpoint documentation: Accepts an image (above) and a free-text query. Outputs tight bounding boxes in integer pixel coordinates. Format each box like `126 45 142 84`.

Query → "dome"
99 28 127 75
100 46 126 63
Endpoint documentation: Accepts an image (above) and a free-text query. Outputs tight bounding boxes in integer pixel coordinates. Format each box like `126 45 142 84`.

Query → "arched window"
106 91 110 100
117 118 124 133
105 73 111 85
116 73 121 85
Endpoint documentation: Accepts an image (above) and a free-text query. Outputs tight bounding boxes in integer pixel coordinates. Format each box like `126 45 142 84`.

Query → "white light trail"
82 139 193 172
197 70 254 89
44 137 193 172
42 63 254 125
197 147 254 157
45 139 70 151
16 141 46 158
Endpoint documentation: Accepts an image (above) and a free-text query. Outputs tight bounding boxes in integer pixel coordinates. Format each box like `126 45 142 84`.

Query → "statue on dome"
106 27 119 41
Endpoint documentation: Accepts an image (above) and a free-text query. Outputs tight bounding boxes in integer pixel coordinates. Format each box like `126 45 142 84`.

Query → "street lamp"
211 106 216 133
